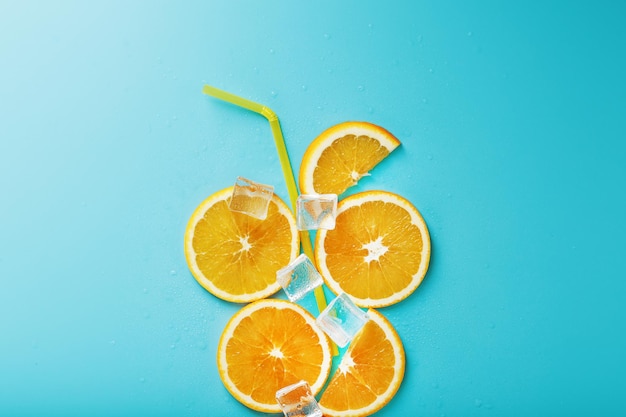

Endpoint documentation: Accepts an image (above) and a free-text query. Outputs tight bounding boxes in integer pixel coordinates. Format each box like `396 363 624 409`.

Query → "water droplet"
323 33 331 40
142 288 149 294
422 98 428 104
110 340 116 345
139 377 146 383
475 399 483 407
429 68 434 73
357 85 364 92
269 48 275 54
169 269 177 276
301 85 307 91
427 154 433 160
271 90 277 97
467 31 473 37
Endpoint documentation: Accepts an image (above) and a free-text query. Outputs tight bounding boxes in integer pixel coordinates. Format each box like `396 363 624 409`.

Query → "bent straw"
202 85 331 320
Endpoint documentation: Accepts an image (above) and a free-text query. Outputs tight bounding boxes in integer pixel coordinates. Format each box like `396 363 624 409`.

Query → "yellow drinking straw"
201 84 331 320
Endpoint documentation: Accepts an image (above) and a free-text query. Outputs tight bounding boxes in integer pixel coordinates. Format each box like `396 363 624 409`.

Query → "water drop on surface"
357 85 364 92
467 31 473 37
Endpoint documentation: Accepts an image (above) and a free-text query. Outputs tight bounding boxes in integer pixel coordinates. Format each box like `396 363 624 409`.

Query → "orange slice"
319 308 405 417
315 190 430 308
217 299 332 413
298 121 401 196
184 187 299 303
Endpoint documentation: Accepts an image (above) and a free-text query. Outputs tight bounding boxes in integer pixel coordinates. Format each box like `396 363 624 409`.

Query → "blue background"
1 1 625 415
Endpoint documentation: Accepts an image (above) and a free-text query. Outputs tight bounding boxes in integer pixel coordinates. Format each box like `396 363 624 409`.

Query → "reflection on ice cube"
275 380 322 417
296 194 337 231
316 292 369 348
228 176 274 220
276 254 323 302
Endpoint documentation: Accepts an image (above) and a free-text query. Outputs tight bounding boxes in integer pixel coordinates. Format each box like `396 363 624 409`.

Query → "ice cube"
316 292 369 347
275 380 323 417
296 194 337 231
228 176 274 220
276 254 323 302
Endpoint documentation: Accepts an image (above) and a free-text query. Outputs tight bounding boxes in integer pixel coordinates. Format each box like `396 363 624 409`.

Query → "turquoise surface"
1 1 625 415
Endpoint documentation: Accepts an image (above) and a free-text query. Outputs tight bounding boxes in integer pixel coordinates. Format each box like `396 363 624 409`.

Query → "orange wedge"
319 308 405 417
217 299 332 413
315 190 430 308
184 187 299 303
298 121 401 196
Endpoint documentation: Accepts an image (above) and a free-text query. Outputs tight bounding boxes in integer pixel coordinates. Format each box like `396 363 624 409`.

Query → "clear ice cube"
275 380 323 417
296 194 337 231
316 292 369 348
228 176 274 220
276 254 323 302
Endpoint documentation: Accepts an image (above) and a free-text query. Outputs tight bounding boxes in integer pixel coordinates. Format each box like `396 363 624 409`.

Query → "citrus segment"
299 121 400 196
315 190 430 308
319 309 405 417
217 299 332 413
184 187 299 303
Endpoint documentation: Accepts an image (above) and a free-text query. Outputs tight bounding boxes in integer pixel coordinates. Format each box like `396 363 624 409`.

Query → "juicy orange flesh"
225 307 327 405
323 200 423 300
313 134 391 195
192 199 293 295
319 319 396 411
